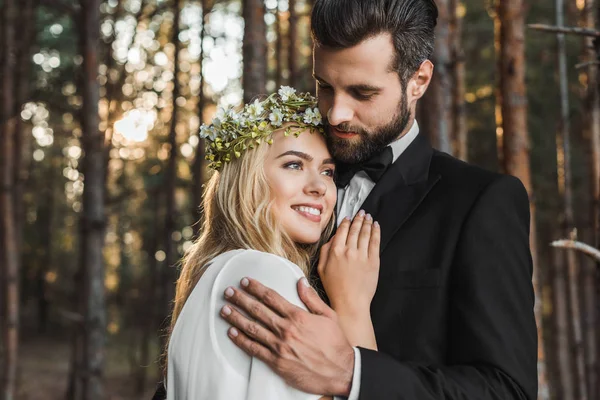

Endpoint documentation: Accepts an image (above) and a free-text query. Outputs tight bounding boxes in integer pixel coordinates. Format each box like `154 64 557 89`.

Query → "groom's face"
314 34 414 164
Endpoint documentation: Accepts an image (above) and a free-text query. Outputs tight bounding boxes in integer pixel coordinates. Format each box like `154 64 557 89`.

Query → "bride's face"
264 128 336 244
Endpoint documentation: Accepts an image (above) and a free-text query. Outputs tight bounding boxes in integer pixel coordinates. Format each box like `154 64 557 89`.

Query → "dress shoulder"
212 249 308 310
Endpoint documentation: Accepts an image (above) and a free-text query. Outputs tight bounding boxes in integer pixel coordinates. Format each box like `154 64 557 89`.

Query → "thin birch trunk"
495 1 549 398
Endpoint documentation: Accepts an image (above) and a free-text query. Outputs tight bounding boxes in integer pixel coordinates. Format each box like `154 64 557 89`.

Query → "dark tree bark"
275 2 283 89
449 0 467 161
161 0 181 351
495 1 549 398
555 0 587 398
77 0 107 398
1 0 20 397
192 0 211 233
242 0 267 102
420 0 452 154
14 0 35 261
288 0 298 88
1 0 19 398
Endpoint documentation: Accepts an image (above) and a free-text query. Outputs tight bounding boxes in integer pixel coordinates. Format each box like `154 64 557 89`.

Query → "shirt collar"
389 120 420 163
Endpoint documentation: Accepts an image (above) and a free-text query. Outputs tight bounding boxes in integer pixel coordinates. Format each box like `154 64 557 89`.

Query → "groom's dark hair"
311 0 438 86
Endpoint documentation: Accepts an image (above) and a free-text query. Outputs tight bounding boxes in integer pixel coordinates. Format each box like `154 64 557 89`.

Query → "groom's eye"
317 83 332 91
353 91 375 101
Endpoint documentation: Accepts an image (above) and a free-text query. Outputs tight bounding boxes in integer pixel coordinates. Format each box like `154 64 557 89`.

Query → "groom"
220 0 538 399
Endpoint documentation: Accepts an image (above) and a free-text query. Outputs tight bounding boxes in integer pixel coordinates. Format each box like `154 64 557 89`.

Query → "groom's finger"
227 326 277 363
239 277 302 318
221 304 279 351
224 284 285 332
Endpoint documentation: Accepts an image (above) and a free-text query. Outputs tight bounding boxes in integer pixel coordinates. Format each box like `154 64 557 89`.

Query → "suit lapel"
360 134 441 252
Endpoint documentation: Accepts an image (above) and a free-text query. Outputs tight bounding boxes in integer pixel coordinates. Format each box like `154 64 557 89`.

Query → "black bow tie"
335 146 393 188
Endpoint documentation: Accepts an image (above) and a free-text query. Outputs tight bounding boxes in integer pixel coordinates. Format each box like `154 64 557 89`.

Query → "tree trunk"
555 0 587 398
449 0 467 161
162 0 181 351
1 0 20 397
495 1 549 398
13 0 35 262
581 1 599 397
420 0 452 154
78 0 107 398
242 0 267 102
275 2 283 89
192 0 210 233
288 0 298 88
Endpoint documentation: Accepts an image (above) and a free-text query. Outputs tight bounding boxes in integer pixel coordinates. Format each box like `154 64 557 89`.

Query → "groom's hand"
220 277 355 396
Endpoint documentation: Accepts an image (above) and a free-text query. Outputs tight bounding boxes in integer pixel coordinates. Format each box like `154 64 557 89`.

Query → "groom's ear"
408 60 434 103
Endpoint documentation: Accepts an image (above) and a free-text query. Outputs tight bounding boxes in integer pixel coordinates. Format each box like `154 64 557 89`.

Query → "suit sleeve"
358 175 538 399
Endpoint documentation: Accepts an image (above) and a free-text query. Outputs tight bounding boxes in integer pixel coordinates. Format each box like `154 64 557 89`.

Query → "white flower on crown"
278 86 296 101
311 108 322 125
303 108 316 124
246 99 264 120
269 108 284 127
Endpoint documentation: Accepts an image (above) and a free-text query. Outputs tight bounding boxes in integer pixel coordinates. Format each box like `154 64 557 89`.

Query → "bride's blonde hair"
167 128 335 358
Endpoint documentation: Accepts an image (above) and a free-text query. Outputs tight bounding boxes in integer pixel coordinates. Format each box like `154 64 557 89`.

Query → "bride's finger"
357 214 373 250
317 241 332 275
331 217 351 248
368 221 381 259
346 210 365 247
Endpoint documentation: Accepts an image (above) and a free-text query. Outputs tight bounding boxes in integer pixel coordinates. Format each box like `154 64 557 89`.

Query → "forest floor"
18 333 160 400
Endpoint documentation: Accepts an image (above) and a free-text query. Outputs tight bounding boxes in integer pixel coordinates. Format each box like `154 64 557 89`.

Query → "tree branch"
528 23 600 38
551 239 600 262
37 0 80 17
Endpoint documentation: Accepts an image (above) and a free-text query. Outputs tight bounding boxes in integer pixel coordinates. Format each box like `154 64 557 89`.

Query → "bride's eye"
283 161 302 170
321 168 335 177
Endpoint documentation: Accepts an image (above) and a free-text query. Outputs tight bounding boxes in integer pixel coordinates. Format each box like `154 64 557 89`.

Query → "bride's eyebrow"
276 150 313 161
322 158 335 166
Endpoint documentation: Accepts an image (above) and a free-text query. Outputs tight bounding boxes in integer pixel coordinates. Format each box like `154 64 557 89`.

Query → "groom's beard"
325 93 411 165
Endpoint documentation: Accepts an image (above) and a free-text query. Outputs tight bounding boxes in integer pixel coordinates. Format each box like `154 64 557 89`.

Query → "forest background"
1 0 600 399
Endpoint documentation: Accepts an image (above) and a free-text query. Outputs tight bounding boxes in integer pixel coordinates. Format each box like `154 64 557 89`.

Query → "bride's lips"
291 204 323 223
332 127 359 139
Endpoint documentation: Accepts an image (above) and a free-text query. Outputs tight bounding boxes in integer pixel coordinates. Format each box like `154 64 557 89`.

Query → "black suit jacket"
348 133 537 399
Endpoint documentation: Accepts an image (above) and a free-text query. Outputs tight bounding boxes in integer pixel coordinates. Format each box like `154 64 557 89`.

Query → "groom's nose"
327 97 354 126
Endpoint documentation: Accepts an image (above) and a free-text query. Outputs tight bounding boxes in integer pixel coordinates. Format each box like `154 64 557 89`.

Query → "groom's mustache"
325 120 368 137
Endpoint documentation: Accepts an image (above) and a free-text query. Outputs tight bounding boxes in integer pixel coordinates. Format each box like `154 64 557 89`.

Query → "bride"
165 87 380 399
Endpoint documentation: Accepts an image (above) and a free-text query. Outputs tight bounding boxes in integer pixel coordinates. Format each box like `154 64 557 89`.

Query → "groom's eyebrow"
277 151 313 161
313 74 381 93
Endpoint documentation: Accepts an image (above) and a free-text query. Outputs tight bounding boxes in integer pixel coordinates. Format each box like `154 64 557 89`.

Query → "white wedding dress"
166 249 321 400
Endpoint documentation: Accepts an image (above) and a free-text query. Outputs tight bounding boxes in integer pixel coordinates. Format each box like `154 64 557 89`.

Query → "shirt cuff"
334 347 361 400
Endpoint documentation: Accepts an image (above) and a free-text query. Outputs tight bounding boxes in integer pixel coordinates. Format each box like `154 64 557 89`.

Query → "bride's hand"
317 210 381 318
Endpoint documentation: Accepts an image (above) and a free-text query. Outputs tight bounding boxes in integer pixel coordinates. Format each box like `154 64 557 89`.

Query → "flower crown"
199 86 324 170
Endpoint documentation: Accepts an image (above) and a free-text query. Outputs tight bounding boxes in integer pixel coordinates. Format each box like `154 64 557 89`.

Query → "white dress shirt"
334 121 420 400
